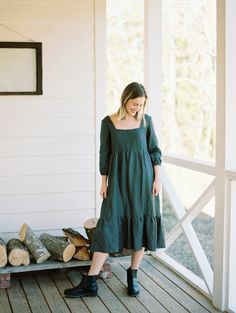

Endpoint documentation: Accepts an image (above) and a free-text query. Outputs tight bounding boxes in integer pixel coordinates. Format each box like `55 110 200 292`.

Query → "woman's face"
125 97 146 116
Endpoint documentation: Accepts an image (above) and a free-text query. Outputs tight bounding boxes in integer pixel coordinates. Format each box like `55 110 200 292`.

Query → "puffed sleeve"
99 118 111 175
146 115 162 166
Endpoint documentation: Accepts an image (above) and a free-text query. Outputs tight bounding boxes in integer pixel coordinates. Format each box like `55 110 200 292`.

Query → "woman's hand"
152 179 161 196
152 165 161 196
100 184 108 199
100 175 108 199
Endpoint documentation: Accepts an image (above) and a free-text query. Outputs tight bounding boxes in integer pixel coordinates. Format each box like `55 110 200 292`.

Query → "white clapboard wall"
0 0 96 237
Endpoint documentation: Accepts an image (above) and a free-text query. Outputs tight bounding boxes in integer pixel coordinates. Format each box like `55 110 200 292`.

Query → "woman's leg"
88 252 108 275
131 247 145 269
64 251 108 297
127 248 145 296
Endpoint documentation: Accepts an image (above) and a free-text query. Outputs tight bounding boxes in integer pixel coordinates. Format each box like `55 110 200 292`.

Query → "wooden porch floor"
0 255 223 313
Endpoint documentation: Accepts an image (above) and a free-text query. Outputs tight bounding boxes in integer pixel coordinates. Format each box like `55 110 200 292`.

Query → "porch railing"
153 153 236 301
153 154 216 297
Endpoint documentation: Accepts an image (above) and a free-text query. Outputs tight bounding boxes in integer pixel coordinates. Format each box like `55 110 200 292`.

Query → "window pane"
107 0 144 114
162 0 216 162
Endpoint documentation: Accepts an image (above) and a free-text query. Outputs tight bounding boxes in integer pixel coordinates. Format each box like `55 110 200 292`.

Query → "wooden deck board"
113 258 188 313
102 265 149 313
51 272 90 313
36 272 71 313
140 257 210 313
7 277 31 313
144 255 222 313
20 274 51 313
0 289 12 313
67 270 110 313
0 255 225 313
97 277 129 313
110 259 169 313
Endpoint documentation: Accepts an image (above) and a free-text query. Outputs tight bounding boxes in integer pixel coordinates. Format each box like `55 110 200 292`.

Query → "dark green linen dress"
90 114 165 253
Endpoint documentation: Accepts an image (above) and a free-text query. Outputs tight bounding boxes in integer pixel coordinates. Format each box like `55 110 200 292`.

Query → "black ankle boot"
127 267 139 296
64 274 98 298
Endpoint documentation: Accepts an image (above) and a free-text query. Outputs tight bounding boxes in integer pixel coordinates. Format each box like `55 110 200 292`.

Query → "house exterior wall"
0 0 96 237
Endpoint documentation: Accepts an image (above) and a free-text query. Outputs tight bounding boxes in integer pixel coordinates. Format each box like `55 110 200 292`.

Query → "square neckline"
107 115 143 131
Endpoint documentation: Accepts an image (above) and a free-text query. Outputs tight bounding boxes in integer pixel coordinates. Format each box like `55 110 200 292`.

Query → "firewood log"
39 233 75 262
55 236 68 242
62 228 89 246
84 218 98 244
7 239 30 266
0 238 7 268
19 223 50 264
73 246 90 261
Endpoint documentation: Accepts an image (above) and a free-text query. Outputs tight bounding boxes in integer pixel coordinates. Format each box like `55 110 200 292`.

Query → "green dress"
90 114 165 253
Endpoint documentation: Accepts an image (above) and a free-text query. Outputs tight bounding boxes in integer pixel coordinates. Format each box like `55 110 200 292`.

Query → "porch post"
95 0 107 217
213 0 228 310
225 0 236 311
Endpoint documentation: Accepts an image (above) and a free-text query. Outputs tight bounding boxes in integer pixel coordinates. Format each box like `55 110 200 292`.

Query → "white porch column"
95 0 107 217
213 1 236 311
228 182 236 313
144 0 162 138
225 0 236 311
213 0 227 309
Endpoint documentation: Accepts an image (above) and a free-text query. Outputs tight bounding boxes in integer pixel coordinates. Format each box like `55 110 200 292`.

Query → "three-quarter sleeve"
146 115 162 166
99 118 111 175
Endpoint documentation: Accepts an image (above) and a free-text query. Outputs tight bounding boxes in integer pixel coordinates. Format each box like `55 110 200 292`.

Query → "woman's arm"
99 118 111 199
146 116 162 196
99 119 111 176
146 116 162 167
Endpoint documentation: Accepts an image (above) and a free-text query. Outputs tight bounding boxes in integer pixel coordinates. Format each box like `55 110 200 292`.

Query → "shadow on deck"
0 255 223 313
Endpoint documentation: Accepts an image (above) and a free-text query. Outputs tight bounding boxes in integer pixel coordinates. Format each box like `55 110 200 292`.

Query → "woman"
64 82 165 298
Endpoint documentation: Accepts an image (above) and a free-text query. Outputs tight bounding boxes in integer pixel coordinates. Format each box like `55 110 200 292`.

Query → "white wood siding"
0 0 96 235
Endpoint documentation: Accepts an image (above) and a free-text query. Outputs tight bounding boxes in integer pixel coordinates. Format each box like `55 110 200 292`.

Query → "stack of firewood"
0 218 98 268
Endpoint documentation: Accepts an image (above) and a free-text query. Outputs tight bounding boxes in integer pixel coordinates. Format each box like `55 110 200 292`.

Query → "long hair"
117 82 148 123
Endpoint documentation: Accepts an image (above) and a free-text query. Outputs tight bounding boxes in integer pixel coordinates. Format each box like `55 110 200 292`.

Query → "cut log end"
0 238 7 268
7 238 30 266
84 218 98 229
19 223 28 242
63 244 76 263
22 255 30 266
84 218 98 244
8 249 30 267
73 246 90 261
0 246 7 268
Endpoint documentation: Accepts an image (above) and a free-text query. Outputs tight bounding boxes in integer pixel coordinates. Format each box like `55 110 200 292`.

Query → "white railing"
153 153 216 297
153 154 236 301
163 154 216 175
226 170 236 181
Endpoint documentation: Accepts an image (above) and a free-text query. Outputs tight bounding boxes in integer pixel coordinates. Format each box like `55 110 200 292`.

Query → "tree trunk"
39 233 75 262
19 223 50 264
0 238 7 268
84 218 98 244
73 246 90 261
7 239 30 266
62 228 89 246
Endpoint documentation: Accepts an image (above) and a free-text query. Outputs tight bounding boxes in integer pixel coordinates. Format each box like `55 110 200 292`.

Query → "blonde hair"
117 82 148 124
